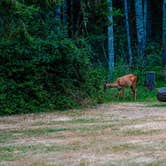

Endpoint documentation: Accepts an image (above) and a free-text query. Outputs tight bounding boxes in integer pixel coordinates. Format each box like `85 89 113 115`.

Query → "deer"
104 74 137 100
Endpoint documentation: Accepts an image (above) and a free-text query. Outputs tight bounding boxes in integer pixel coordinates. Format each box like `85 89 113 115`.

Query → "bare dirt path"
0 102 166 166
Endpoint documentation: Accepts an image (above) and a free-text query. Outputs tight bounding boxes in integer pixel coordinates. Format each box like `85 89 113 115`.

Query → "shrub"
0 1 106 114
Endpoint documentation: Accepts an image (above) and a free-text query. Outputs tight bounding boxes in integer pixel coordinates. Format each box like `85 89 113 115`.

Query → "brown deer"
104 74 137 100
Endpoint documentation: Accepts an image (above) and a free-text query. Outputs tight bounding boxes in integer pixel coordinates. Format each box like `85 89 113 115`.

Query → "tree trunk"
62 0 67 25
108 0 114 79
70 0 74 36
145 0 151 42
135 0 145 58
143 0 147 46
55 6 61 22
162 0 166 82
143 0 151 43
124 0 132 66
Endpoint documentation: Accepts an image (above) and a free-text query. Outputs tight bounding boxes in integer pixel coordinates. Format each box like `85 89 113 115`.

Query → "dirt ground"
0 103 166 166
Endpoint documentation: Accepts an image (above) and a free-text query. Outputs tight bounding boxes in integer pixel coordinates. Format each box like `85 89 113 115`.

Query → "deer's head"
104 81 111 92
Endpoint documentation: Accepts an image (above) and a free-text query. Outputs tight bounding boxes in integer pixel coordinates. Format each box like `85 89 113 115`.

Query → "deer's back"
116 74 137 87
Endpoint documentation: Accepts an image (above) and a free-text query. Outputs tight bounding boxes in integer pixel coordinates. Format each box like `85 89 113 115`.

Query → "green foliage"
1 0 164 114
133 42 163 84
103 84 158 103
83 67 106 104
80 0 115 65
0 0 107 114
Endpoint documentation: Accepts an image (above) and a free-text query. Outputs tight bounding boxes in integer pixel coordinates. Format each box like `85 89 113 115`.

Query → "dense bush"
0 0 106 114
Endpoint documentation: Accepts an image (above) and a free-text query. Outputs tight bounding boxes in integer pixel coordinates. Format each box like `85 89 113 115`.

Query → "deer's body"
104 74 137 100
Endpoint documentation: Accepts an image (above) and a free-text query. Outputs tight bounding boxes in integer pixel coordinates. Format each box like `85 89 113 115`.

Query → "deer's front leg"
133 89 136 100
121 88 125 98
116 87 124 98
131 86 136 100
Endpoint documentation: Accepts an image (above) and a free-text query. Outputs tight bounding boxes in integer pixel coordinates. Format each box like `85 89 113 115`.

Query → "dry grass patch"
0 103 166 165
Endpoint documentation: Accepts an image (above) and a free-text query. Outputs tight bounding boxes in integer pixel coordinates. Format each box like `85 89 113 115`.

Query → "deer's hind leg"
116 87 125 99
131 85 136 100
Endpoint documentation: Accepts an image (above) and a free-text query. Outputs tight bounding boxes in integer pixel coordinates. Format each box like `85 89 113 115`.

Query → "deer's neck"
109 82 121 88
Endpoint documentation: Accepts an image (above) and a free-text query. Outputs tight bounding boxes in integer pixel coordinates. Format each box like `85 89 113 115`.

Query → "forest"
0 0 166 114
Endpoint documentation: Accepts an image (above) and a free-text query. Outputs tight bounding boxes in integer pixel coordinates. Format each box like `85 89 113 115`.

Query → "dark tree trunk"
163 0 166 82
124 0 133 66
68 0 74 36
143 0 147 45
108 0 114 80
146 0 152 41
62 0 67 25
135 0 145 58
55 6 61 22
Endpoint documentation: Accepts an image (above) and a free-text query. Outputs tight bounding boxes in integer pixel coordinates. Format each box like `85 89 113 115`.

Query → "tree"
62 0 67 25
143 0 151 43
69 0 74 36
145 0 151 42
162 0 166 81
135 0 145 58
143 0 147 45
55 1 61 24
0 0 98 114
55 0 67 25
124 0 132 66
108 0 114 79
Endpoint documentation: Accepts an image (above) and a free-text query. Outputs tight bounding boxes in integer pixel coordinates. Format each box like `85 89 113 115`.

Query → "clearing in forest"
0 103 166 166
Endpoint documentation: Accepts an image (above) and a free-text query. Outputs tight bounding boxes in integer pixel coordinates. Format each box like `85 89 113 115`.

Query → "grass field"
0 102 166 166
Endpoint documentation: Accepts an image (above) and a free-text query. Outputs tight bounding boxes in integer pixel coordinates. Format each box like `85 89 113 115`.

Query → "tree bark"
62 0 67 25
162 0 166 82
143 0 147 45
124 0 132 66
55 5 61 22
145 0 151 42
135 0 145 58
71 0 75 35
108 0 114 79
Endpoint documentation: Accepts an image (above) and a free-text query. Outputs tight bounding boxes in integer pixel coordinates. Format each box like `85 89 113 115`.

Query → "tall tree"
62 0 67 25
145 0 151 42
143 0 151 43
55 5 61 22
108 0 114 79
162 0 166 81
124 0 132 66
69 0 74 36
135 0 145 58
55 0 67 25
143 0 147 45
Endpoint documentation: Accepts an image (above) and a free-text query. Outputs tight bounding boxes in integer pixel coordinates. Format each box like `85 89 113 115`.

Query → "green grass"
0 145 39 161
111 143 138 153
0 144 79 161
32 118 98 126
147 103 166 107
122 129 162 136
144 162 166 166
29 163 56 166
22 128 68 136
0 132 18 144
103 85 159 103
0 123 114 141
70 118 98 124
